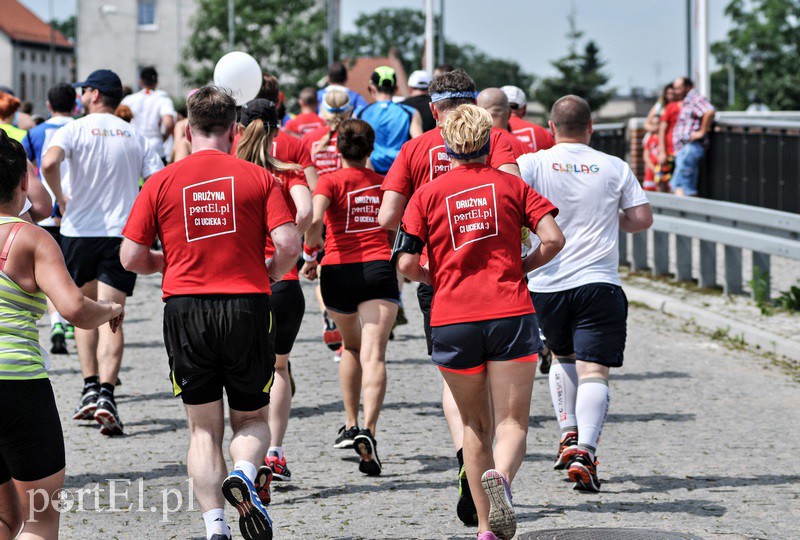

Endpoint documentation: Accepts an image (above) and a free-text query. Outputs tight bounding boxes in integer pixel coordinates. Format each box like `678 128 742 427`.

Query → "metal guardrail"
619 192 800 295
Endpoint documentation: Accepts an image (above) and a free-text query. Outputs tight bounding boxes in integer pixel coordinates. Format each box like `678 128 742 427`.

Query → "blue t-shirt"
355 100 415 174
21 116 73 171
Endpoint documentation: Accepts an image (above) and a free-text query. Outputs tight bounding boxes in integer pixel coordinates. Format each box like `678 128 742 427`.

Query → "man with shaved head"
477 88 530 157
517 94 653 493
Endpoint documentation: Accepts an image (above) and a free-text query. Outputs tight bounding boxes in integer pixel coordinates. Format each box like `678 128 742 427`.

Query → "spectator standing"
501 85 555 153
121 66 176 161
669 77 715 196
41 69 164 437
316 61 369 113
402 70 436 132
283 88 325 137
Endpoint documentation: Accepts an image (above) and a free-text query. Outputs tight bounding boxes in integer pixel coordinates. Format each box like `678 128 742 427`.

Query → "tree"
536 13 614 115
50 16 76 42
711 0 800 110
443 42 535 92
179 0 328 97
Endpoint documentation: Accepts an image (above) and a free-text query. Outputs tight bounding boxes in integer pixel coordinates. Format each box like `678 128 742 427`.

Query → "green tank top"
0 216 48 380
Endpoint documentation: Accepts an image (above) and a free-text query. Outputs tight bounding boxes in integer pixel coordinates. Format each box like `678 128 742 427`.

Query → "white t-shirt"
121 89 176 158
37 116 73 227
48 113 164 238
518 142 649 292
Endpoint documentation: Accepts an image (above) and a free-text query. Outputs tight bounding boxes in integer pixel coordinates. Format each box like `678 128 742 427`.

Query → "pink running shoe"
477 532 499 540
481 469 516 539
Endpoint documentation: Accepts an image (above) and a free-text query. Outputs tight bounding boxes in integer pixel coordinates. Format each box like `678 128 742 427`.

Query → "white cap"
501 85 527 107
408 70 432 90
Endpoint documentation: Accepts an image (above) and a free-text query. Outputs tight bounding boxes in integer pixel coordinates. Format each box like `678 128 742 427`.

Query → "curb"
623 284 800 360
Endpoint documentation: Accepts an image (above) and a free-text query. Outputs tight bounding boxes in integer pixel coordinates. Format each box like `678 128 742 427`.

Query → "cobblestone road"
42 275 799 539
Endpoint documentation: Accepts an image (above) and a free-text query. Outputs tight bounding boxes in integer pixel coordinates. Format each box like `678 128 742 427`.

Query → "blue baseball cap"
73 69 123 96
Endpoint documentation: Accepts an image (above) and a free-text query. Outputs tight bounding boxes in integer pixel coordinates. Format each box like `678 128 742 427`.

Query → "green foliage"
711 0 800 110
443 42 535 92
536 12 614 115
50 16 76 42
179 0 328 97
748 266 772 315
777 283 800 311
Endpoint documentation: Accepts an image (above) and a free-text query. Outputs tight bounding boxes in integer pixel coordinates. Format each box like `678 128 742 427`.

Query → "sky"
21 0 733 94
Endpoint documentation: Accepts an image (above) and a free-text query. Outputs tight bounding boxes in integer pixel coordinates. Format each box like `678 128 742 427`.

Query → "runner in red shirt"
301 88 352 176
478 87 534 158
283 87 324 137
235 99 312 500
300 119 398 477
396 105 564 539
501 85 555 153
120 87 300 540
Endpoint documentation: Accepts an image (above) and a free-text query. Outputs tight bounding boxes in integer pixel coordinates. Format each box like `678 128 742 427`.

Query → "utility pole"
327 0 335 67
697 0 709 97
686 0 692 78
437 0 445 67
228 0 234 50
425 0 434 73
49 0 55 87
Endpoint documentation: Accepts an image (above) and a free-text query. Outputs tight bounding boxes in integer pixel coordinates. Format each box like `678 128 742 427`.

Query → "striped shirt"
673 89 714 152
0 217 48 380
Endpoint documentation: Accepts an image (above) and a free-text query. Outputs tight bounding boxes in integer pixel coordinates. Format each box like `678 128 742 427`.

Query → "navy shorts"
430 313 542 374
531 283 628 367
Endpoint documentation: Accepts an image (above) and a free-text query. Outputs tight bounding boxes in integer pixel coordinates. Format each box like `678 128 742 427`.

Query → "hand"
689 130 705 142
301 260 318 281
419 263 431 285
99 300 125 333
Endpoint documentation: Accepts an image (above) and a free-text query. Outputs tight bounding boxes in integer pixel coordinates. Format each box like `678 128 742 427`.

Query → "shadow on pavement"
613 371 691 381
613 474 800 494
517 498 725 518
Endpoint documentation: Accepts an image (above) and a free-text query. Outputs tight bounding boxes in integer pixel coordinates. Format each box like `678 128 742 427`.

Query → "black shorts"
0 379 65 483
320 260 400 314
61 236 137 296
531 283 628 367
163 294 275 411
42 225 60 244
416 283 434 356
431 313 542 374
270 280 305 356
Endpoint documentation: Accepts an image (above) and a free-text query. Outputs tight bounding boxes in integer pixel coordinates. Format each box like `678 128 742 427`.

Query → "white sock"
549 359 578 434
50 311 66 327
575 378 610 460
233 461 257 484
203 508 230 540
267 446 284 460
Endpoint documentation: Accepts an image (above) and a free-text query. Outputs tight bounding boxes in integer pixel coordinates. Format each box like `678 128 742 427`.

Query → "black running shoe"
354 428 381 476
94 396 124 436
72 388 99 420
222 470 273 540
568 451 601 493
50 323 68 354
553 431 578 470
456 463 479 526
333 425 359 449
539 344 552 375
394 306 408 326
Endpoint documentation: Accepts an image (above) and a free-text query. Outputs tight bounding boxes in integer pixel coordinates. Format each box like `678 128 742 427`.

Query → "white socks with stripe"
203 508 230 540
548 359 578 434
575 378 610 460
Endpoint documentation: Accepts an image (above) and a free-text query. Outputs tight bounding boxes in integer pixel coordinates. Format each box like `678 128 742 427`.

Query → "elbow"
396 254 415 278
549 231 567 254
278 232 301 261
377 209 399 230
295 210 312 234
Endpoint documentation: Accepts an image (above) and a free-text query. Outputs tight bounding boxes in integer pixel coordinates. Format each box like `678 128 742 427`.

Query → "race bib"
446 183 498 250
183 177 236 242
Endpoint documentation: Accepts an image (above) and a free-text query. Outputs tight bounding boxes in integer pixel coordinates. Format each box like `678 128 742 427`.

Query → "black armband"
391 225 424 267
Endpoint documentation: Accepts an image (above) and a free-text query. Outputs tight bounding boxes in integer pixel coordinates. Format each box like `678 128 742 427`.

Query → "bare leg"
75 280 99 379
185 401 226 513
95 282 128 386
328 310 361 428
0 479 21 540
13 468 66 540
439 369 493 534
442 381 465 451
268 353 291 447
229 407 270 467
355 300 397 434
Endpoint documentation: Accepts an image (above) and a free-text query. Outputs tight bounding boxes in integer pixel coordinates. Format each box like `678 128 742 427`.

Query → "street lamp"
747 51 770 112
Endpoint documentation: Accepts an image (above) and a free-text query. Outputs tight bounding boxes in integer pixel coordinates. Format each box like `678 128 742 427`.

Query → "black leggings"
270 280 306 355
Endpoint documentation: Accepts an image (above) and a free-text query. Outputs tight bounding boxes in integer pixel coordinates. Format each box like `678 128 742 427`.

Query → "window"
19 74 26 101
20 51 26 61
138 0 157 27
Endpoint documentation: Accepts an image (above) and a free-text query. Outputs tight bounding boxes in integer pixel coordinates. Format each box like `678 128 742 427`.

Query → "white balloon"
213 51 262 106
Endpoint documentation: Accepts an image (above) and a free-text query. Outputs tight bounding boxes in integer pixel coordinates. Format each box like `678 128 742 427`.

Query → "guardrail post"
699 240 717 288
752 251 771 299
618 231 629 266
675 235 692 282
652 230 669 276
632 231 648 271
724 245 743 295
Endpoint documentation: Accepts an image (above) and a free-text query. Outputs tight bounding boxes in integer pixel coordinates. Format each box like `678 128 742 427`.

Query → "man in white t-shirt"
518 95 653 493
42 69 164 437
121 66 176 161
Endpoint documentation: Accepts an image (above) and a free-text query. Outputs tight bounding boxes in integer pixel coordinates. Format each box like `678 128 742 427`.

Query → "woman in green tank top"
0 130 124 539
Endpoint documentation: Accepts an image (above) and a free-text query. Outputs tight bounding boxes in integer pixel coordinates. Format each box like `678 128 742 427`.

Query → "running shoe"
72 388 99 420
50 323 68 355
209 535 231 540
322 311 342 351
553 431 579 470
265 452 292 482
333 346 342 363
255 465 273 506
457 463 479 526
333 425 359 449
394 306 408 326
568 451 601 493
539 344 552 375
65 323 75 340
481 469 516 540
94 396 124 436
353 428 381 476
478 532 499 540
221 470 273 540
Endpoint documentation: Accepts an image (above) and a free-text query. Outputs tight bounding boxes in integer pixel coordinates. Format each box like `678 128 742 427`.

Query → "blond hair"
314 89 352 158
440 104 493 157
236 118 301 175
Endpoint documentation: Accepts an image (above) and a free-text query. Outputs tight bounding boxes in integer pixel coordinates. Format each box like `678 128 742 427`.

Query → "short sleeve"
122 177 159 246
294 140 313 169
382 145 413 199
313 173 335 201
21 132 34 161
159 96 176 118
488 132 516 169
619 163 649 210
522 183 558 233
282 168 309 191
48 122 72 158
517 153 539 191
140 136 165 178
400 190 428 244
264 172 295 233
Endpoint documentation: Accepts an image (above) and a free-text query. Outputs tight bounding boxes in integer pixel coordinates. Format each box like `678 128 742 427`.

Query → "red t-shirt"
401 163 557 326
643 132 659 184
264 169 309 280
508 116 555 153
660 102 681 155
302 126 341 176
283 112 325 137
382 127 517 200
313 166 392 265
498 127 530 158
123 150 294 299
230 132 313 170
